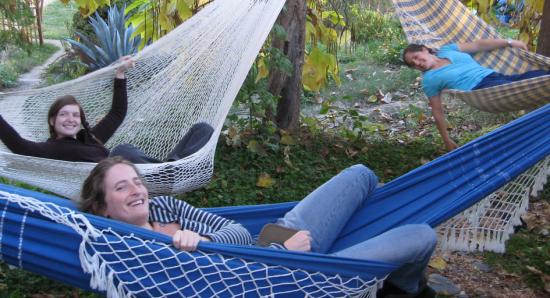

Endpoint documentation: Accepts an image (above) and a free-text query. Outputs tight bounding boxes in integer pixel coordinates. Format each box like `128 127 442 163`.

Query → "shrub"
66 4 141 70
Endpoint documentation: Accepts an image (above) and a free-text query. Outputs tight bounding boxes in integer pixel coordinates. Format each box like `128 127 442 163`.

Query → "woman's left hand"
509 39 528 51
172 229 207 251
114 56 135 79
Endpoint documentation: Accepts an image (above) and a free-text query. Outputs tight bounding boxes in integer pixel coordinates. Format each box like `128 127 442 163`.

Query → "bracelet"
507 38 513 47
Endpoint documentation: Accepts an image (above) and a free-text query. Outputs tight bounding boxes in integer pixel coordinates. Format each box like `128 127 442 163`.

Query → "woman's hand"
508 39 528 51
114 56 135 79
283 230 312 252
172 229 209 252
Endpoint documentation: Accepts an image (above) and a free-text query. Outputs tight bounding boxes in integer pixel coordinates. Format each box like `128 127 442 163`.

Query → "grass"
0 43 59 89
42 1 78 40
484 224 549 292
182 131 443 207
318 45 419 107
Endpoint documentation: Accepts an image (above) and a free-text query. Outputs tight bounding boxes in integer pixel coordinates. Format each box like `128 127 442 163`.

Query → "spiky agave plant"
66 5 142 70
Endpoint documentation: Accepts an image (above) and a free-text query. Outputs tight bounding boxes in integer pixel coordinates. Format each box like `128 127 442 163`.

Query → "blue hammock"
0 104 548 297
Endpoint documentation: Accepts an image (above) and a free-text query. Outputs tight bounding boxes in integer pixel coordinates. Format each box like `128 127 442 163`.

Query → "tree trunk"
538 0 550 56
35 0 44 45
267 0 306 133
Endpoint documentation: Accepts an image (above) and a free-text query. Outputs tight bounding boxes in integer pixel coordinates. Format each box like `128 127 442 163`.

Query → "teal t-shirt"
422 44 494 97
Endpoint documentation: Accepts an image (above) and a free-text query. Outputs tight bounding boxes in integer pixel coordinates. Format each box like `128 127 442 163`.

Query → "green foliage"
42 51 89 86
182 125 442 207
346 7 407 65
348 7 404 43
366 38 408 65
66 4 141 70
0 64 18 88
61 0 110 17
0 0 36 53
42 1 78 39
0 43 59 89
484 228 550 292
0 262 99 297
125 0 209 49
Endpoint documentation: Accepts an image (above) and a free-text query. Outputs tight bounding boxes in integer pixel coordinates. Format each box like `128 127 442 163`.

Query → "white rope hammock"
0 0 286 200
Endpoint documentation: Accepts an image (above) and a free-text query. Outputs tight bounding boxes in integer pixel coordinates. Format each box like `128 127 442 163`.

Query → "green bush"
0 63 18 88
0 44 59 89
347 6 407 65
42 51 88 86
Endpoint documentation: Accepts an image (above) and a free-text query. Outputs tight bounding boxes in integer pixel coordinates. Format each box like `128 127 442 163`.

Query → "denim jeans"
110 123 214 164
473 70 550 90
276 164 437 294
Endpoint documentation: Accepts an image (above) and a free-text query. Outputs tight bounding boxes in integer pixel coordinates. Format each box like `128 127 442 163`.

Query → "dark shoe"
377 279 435 298
166 123 214 161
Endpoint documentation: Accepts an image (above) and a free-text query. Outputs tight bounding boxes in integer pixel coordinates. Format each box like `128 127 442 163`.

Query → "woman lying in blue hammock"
403 38 550 151
80 156 437 298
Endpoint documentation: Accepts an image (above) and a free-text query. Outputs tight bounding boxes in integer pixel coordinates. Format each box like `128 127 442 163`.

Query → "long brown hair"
402 44 436 68
80 156 141 215
47 95 101 143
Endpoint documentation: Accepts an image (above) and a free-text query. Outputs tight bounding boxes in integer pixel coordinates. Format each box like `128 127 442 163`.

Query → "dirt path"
12 39 64 91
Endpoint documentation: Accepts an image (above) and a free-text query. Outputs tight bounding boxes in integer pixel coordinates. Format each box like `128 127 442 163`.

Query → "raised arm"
457 38 527 53
429 95 458 151
90 57 134 142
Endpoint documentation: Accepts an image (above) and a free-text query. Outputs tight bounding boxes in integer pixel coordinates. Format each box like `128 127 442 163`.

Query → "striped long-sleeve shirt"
148 196 253 245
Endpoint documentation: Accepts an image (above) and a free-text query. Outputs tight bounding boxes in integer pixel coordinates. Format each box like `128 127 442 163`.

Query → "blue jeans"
276 164 437 294
473 70 550 90
110 123 214 164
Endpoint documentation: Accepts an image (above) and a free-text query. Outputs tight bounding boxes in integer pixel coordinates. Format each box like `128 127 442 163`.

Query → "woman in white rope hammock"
80 156 438 298
403 38 550 151
0 57 214 164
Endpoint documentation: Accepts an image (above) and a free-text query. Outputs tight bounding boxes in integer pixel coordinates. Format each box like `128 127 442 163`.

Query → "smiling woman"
0 57 133 162
402 39 550 151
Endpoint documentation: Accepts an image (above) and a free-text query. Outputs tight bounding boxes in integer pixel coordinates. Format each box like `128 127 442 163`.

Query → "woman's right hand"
172 229 204 252
283 230 312 252
114 56 135 79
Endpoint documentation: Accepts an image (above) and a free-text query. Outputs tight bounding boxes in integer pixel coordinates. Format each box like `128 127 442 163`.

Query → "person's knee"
414 224 437 251
110 143 136 156
347 164 378 191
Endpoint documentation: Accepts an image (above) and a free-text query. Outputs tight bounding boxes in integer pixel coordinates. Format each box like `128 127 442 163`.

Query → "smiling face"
102 163 150 227
49 104 82 139
404 47 437 72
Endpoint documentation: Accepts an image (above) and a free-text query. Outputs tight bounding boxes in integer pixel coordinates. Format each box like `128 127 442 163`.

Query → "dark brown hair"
79 156 141 215
47 95 101 143
402 44 436 67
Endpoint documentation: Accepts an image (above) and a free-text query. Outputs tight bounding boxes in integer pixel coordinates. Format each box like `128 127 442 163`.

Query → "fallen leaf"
280 134 296 145
346 147 358 157
256 173 275 188
247 140 265 155
367 95 378 103
428 257 447 271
